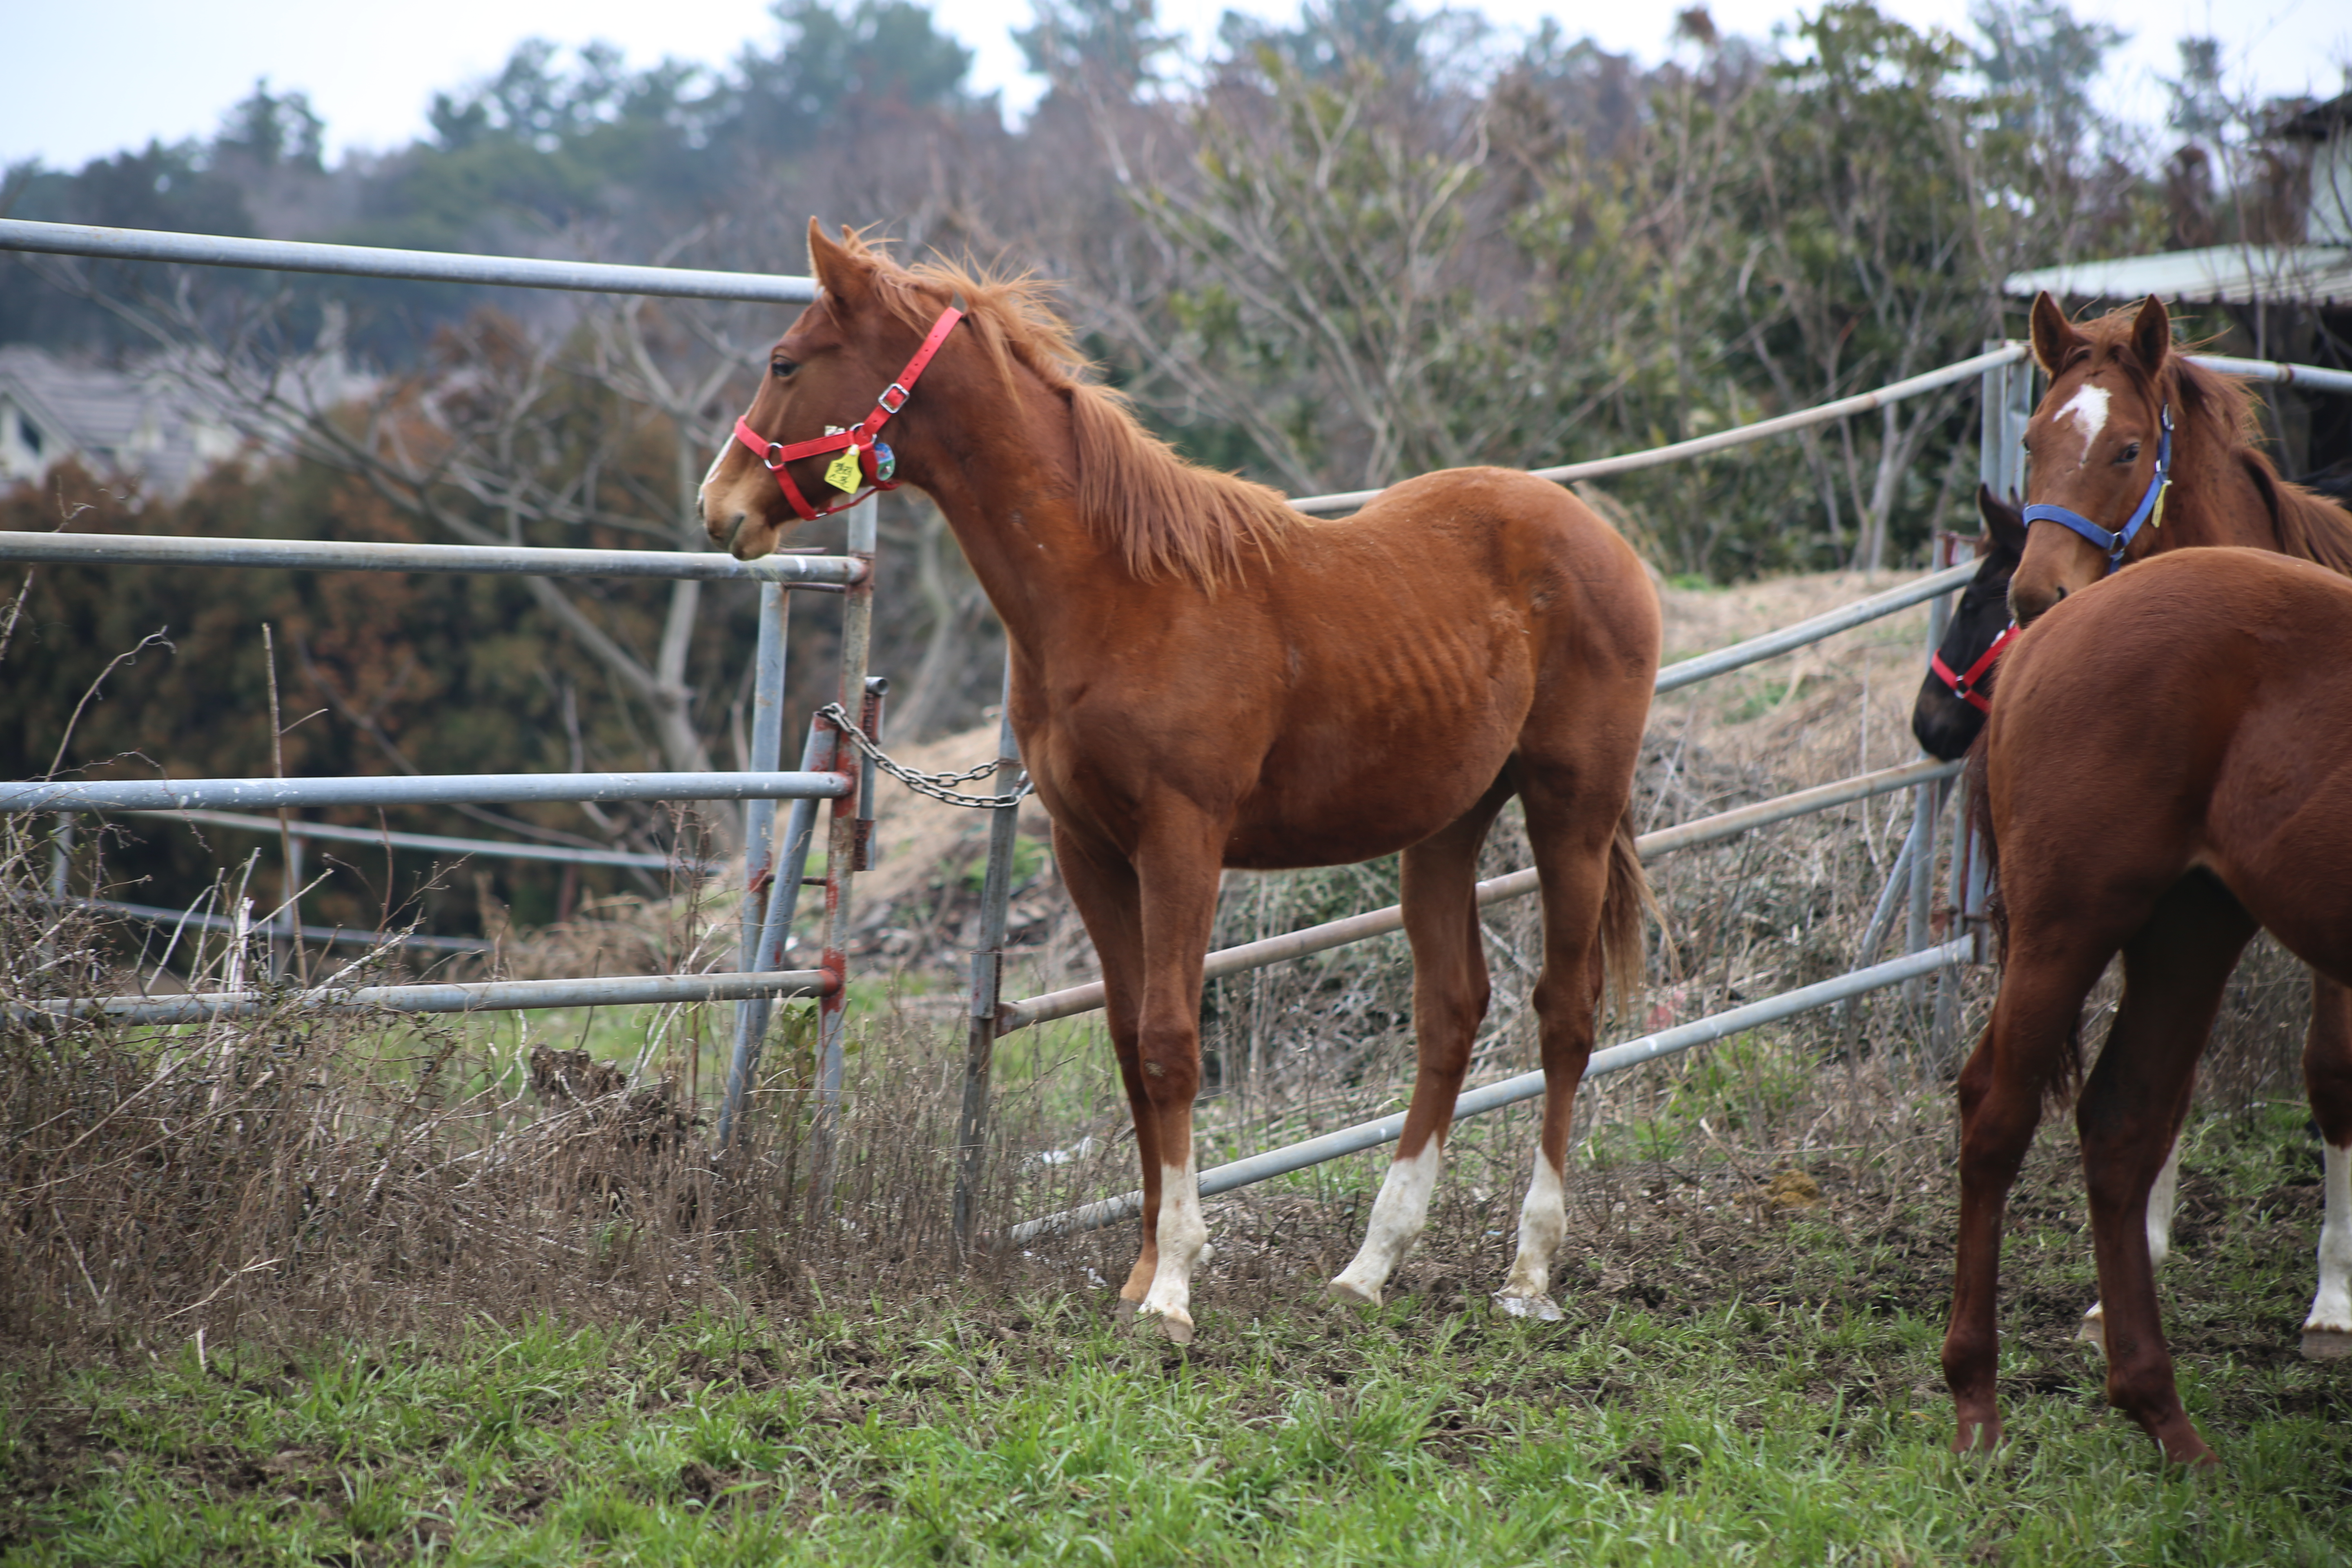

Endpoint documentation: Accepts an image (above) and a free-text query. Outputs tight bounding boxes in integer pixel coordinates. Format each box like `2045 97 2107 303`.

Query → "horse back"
1987 548 2352 976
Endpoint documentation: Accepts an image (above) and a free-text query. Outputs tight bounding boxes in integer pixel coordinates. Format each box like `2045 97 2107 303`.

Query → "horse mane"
2066 304 2352 577
840 233 1297 588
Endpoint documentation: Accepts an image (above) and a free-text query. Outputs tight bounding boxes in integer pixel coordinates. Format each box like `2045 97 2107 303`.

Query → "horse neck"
900 376 1121 662
2168 396 2279 550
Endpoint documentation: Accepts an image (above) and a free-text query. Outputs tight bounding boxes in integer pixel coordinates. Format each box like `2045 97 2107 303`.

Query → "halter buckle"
876 383 911 415
761 443 786 471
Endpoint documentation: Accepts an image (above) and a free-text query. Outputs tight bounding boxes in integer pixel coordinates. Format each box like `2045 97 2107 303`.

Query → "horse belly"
1219 697 1523 870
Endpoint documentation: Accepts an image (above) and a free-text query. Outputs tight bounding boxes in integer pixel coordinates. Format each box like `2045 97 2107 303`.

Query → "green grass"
8 1105 2350 1566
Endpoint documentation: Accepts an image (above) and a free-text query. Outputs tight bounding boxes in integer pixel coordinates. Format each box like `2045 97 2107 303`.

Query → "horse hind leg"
2302 974 2352 1359
1327 780 1510 1309
2076 873 2254 1466
1492 773 1642 1321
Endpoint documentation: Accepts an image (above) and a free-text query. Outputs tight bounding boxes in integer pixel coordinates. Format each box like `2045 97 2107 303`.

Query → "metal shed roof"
2003 243 2352 307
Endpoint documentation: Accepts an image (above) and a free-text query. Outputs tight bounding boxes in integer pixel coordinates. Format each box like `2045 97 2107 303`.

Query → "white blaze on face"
1136 1161 1210 1338
2058 384 2111 467
1498 1148 1567 1309
1330 1141 1444 1305
2306 1141 2352 1335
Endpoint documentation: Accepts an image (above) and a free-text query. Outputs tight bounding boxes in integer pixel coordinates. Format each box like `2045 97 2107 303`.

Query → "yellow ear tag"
824 448 864 493
2150 479 2170 529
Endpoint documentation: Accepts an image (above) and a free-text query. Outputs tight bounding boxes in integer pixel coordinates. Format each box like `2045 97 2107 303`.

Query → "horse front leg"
1051 824 1162 1310
1127 812 1229 1344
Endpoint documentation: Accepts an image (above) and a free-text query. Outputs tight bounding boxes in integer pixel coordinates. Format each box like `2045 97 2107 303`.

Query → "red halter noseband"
731 301 965 523
1930 621 2018 714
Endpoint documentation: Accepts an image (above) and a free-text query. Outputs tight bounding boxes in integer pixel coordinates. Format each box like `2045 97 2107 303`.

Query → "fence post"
49 813 72 901
815 499 880 1136
272 830 304 982
718 582 790 1142
954 655 1023 1257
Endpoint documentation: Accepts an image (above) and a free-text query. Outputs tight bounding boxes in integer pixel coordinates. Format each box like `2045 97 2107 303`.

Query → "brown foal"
1982 292 2352 1383
702 225 1659 1340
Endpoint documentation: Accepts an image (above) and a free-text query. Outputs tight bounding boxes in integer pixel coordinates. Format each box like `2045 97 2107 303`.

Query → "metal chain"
814 702 1033 810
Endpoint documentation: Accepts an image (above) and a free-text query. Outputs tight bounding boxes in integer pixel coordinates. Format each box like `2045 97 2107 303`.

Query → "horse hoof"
1112 1298 1140 1321
1491 1291 1563 1322
2155 1428 2219 1468
1324 1278 1379 1308
1157 1313 1195 1346
1950 1411 2003 1454
2074 1308 2108 1358
2301 1326 2352 1361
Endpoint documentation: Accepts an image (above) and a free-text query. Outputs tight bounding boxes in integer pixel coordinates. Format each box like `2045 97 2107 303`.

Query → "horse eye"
770 359 797 379
2118 440 2141 463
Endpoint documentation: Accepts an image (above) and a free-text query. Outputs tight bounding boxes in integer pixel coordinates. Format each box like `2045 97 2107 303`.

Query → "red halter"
1930 621 2018 714
731 301 964 523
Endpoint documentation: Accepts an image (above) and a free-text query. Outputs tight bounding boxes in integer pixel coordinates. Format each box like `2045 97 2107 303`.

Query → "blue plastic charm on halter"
2021 403 2173 574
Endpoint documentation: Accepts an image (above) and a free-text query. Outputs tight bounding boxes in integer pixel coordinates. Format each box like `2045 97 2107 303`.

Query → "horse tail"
1964 733 2005 967
1597 801 1655 1013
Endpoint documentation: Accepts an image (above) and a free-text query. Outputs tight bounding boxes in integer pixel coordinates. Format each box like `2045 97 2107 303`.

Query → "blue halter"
2020 403 2172 573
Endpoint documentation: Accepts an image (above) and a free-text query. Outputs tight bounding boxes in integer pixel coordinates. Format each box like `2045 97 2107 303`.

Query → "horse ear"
2130 294 2173 374
2028 290 2082 376
806 218 874 307
1978 482 2027 557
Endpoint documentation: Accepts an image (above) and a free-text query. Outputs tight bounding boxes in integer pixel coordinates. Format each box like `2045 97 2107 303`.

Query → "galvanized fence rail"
0 220 866 1126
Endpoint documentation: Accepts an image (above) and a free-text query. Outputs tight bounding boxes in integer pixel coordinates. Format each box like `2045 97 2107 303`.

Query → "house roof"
2277 89 2352 142
2002 243 2352 308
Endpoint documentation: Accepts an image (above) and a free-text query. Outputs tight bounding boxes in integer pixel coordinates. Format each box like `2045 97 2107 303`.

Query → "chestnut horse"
1943 296 2352 1463
1919 398 2352 1356
702 224 1659 1340
2004 292 2352 1361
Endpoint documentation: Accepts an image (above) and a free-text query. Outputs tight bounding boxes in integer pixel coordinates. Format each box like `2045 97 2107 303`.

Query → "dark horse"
1910 485 2026 762
1942 294 2352 1465
702 225 1660 1340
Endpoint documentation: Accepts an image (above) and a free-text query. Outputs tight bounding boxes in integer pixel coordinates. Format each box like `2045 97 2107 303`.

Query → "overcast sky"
4 0 2346 173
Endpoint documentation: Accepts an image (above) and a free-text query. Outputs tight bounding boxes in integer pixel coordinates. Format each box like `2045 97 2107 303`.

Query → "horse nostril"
2052 586 2067 602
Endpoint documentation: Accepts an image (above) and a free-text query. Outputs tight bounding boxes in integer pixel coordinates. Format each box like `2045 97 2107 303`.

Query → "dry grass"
2 567 2316 1362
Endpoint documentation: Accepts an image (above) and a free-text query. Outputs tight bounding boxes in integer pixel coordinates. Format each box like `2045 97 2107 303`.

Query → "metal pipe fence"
2 771 850 813
12 967 833 1026
43 894 492 954
0 530 860 584
1 221 862 1053
0 218 817 305
122 808 718 872
998 755 1962 1033
1009 938 1975 1241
